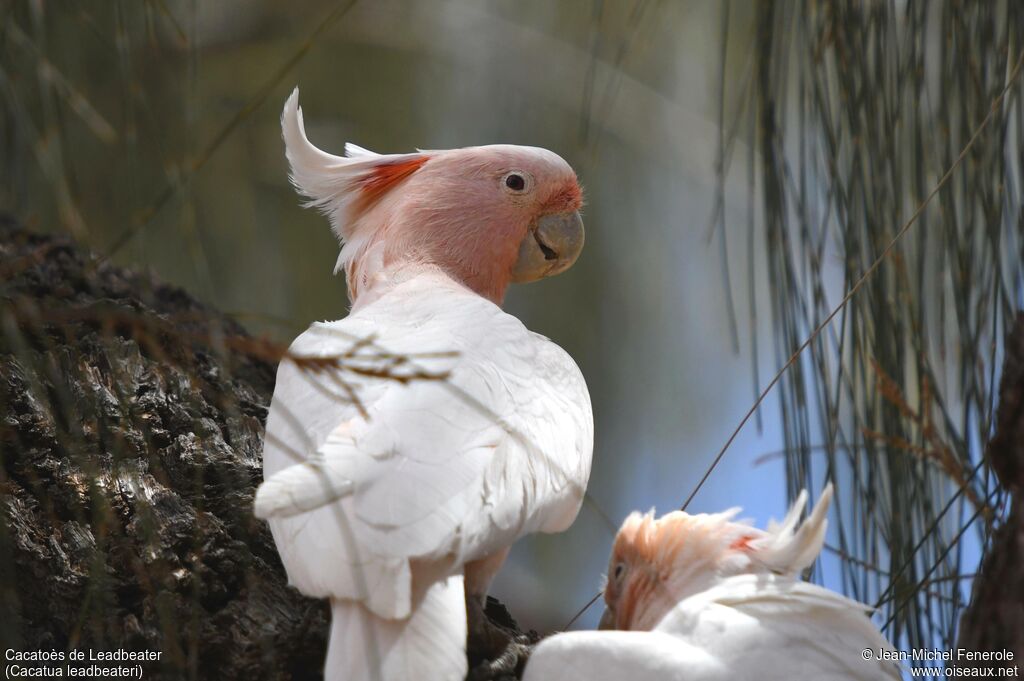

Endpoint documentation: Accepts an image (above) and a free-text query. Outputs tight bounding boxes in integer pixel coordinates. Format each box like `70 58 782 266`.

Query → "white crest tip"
344 142 378 158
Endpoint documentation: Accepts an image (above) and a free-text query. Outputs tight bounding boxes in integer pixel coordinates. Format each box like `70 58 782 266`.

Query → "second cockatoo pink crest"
281 88 584 305
602 485 833 631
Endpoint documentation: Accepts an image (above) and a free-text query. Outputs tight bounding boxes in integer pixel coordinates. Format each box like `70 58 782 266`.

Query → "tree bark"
957 313 1024 662
0 220 529 680
0 218 329 678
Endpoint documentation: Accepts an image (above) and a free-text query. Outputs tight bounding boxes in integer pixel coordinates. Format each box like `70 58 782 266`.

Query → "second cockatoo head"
281 88 584 304
600 484 834 631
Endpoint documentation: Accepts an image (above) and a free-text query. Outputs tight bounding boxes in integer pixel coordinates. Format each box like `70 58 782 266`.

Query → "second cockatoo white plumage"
524 485 902 681
254 89 593 681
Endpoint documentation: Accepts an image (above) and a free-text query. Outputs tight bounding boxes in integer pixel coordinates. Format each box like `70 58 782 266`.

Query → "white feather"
326 576 467 681
280 89 427 273
525 574 900 681
344 142 379 158
526 630 715 681
253 457 354 519
257 266 594 677
752 483 833 574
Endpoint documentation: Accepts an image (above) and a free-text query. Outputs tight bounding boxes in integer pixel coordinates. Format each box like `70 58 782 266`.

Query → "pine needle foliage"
729 0 1024 653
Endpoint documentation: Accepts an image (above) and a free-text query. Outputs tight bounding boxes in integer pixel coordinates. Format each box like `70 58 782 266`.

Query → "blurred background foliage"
2 0 1023 671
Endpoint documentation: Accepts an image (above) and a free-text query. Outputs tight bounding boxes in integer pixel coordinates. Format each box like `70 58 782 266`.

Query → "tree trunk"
957 313 1024 662
0 219 529 680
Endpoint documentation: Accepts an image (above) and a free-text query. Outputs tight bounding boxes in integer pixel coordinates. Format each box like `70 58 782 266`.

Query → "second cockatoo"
524 485 902 680
254 89 593 681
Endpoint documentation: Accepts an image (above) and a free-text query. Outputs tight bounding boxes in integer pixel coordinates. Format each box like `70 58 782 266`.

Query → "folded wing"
257 273 593 619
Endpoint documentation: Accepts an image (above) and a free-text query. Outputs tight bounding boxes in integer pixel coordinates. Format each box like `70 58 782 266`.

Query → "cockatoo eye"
502 171 532 194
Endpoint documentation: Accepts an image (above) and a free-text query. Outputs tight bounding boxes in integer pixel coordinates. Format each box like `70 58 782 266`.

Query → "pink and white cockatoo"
524 485 902 680
253 89 593 681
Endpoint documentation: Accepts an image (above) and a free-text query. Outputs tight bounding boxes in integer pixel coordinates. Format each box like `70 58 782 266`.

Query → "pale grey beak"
598 607 615 630
510 210 585 283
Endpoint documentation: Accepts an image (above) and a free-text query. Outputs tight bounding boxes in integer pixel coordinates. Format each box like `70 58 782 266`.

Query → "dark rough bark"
467 599 541 681
0 218 328 679
0 220 528 680
957 313 1024 661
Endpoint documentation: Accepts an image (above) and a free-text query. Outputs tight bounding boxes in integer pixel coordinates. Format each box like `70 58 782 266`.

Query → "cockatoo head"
600 484 833 631
281 88 584 304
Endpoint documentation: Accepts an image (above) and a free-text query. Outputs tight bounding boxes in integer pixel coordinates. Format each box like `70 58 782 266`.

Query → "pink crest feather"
354 156 429 216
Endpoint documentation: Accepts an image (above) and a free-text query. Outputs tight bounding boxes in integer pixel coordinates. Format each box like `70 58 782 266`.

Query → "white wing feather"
258 268 593 620
525 574 899 681
660 574 900 680
526 630 719 681
253 456 354 518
